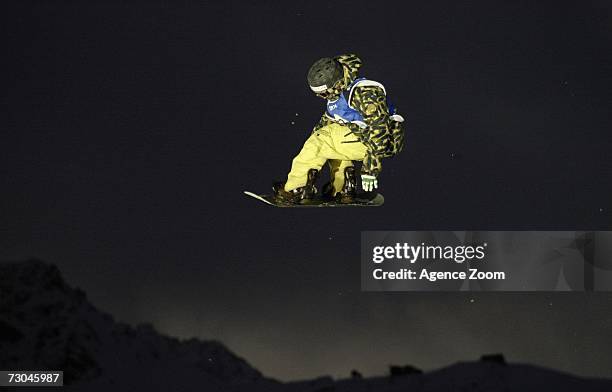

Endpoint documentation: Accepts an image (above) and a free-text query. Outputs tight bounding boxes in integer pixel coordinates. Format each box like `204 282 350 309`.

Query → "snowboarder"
272 53 405 204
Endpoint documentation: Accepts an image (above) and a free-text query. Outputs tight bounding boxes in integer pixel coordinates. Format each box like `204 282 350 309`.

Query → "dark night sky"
3 0 612 381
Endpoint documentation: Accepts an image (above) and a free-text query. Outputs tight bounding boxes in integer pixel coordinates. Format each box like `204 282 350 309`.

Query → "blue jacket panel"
325 78 395 124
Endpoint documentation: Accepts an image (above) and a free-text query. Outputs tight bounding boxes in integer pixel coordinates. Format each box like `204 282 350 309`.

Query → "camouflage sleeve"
350 85 391 176
333 54 362 84
312 113 333 134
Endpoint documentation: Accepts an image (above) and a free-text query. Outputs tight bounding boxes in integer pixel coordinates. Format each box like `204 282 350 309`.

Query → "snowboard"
244 191 384 207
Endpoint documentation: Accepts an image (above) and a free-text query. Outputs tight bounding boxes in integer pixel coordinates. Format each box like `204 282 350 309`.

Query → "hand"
361 174 378 192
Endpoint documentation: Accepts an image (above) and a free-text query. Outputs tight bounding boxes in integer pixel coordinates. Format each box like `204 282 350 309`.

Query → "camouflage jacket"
312 54 404 176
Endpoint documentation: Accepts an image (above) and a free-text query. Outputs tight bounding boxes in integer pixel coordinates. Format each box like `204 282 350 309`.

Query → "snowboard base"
244 191 384 207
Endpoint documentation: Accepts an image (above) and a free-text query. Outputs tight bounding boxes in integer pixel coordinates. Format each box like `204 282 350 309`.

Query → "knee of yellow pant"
292 156 317 168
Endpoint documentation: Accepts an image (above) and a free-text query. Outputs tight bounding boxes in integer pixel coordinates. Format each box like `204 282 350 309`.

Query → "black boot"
336 166 357 204
273 169 319 204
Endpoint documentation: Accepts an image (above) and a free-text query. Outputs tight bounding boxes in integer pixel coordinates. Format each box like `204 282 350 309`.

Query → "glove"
361 174 378 192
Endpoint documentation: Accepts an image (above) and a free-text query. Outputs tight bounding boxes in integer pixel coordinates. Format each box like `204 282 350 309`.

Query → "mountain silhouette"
1 259 610 391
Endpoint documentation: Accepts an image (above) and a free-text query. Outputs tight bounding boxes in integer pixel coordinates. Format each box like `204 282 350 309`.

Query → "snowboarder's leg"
324 160 358 203
330 124 368 161
273 168 320 203
316 124 367 203
328 124 370 202
325 161 359 203
328 159 354 195
273 131 331 203
283 132 329 192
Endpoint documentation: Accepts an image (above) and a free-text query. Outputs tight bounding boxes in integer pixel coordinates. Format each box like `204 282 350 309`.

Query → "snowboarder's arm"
311 113 334 134
351 85 391 176
333 54 363 84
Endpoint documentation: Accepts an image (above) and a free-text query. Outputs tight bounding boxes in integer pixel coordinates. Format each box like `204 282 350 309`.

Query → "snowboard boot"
273 169 320 204
336 166 358 204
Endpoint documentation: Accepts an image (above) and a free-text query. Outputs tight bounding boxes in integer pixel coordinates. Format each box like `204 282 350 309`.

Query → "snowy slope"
1 259 611 392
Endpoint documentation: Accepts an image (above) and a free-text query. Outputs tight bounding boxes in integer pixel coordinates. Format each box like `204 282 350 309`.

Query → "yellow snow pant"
284 122 367 193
